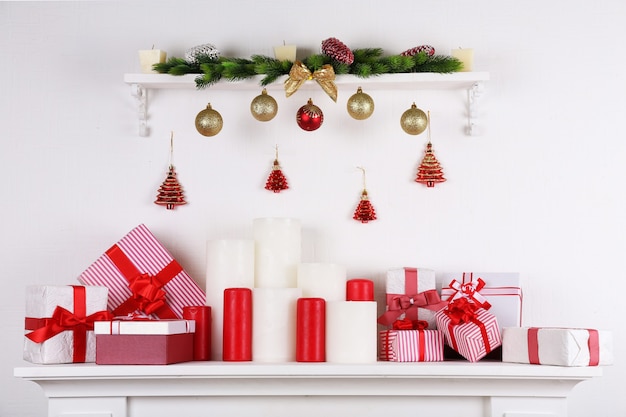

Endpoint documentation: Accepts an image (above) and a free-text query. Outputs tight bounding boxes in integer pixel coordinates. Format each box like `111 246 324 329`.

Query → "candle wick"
283 40 286 46
152 44 155 50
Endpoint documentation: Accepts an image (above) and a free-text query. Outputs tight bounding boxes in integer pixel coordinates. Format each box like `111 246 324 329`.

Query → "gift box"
438 272 522 331
377 267 447 329
24 285 112 364
77 224 206 319
502 327 613 367
95 318 195 365
435 298 501 362
379 328 444 362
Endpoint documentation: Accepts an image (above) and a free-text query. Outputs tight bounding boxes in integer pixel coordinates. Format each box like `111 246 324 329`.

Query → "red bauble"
296 98 324 131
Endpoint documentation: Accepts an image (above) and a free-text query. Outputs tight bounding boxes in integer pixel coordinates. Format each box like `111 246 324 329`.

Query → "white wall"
2 1 624 416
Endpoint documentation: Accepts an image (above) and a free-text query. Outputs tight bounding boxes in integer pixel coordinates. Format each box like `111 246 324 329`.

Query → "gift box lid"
94 319 195 335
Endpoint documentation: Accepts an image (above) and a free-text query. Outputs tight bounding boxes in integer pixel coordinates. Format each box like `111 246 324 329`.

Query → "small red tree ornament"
155 164 187 209
265 145 289 193
415 141 446 187
353 167 377 223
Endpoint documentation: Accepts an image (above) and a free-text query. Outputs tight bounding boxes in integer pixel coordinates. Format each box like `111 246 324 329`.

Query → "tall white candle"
326 301 378 363
451 47 474 72
205 239 255 360
297 263 347 302
252 287 302 362
253 218 301 288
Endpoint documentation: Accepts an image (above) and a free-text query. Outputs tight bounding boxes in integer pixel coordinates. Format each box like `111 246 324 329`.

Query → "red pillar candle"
346 278 374 301
223 288 252 361
182 305 212 361
296 297 326 362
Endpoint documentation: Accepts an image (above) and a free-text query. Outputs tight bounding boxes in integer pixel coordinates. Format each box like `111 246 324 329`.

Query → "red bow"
26 306 113 344
392 318 429 330
128 273 169 315
443 297 479 325
378 289 447 326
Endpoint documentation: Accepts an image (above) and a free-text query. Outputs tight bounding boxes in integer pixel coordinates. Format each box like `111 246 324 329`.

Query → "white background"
1 1 624 416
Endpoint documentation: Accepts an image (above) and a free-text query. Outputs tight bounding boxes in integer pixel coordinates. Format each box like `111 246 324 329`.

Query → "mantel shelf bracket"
466 81 485 136
130 83 148 137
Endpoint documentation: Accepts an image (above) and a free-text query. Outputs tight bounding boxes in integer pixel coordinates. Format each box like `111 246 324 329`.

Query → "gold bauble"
346 87 375 120
400 103 428 135
250 88 278 122
195 103 223 136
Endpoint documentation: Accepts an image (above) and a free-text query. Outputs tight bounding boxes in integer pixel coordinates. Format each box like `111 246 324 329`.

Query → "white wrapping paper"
381 267 438 329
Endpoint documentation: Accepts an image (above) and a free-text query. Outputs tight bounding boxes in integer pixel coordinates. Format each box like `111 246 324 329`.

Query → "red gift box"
96 333 193 365
77 224 206 319
379 328 444 362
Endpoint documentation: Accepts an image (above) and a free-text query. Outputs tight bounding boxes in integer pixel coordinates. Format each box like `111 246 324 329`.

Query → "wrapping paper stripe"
78 224 205 318
436 308 501 362
379 330 444 362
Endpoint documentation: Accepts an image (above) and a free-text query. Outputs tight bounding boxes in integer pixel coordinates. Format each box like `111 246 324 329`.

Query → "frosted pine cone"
400 45 436 57
321 37 354 64
185 43 221 63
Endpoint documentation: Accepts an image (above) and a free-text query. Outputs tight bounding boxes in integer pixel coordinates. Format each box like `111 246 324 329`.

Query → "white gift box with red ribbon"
502 327 613 366
438 272 522 331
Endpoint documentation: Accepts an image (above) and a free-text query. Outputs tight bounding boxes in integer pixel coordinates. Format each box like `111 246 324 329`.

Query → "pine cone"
185 43 221 63
400 45 436 57
321 37 354 64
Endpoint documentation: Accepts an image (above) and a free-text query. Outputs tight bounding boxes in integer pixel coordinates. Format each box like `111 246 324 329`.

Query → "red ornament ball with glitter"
400 45 436 57
296 99 324 131
321 37 354 64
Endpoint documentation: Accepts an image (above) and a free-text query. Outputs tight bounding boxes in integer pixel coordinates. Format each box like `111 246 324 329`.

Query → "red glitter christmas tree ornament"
415 112 446 187
353 167 377 223
154 132 187 210
321 37 354 65
265 145 289 193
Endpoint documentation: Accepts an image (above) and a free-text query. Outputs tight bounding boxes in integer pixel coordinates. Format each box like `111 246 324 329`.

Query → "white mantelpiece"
15 361 601 417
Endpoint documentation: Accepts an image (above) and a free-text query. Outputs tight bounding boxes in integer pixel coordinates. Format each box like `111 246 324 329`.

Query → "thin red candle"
223 288 252 361
182 305 211 361
346 278 374 301
296 297 325 362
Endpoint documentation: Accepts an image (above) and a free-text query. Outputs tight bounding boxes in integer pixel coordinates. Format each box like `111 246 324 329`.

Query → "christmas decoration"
265 145 289 193
155 133 187 210
284 61 337 102
321 37 354 65
154 47 463 89
184 43 221 63
353 167 377 223
346 86 375 120
195 103 223 136
400 102 428 135
296 98 324 131
415 112 446 187
250 88 278 121
401 45 436 57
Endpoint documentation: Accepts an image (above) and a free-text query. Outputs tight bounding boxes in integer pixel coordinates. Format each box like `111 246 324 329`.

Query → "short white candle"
326 301 378 363
297 263 347 302
205 239 255 361
451 47 474 72
253 218 301 288
274 44 297 62
139 49 167 73
252 287 302 362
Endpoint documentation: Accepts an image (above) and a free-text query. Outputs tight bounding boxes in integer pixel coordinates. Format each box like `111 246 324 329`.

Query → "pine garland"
153 48 463 89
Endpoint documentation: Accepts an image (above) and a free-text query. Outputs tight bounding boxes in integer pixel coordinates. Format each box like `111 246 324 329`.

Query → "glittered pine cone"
185 43 221 63
400 45 436 57
321 37 354 64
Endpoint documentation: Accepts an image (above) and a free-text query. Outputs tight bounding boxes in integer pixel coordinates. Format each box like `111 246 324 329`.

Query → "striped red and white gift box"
77 224 206 319
435 307 501 362
379 329 444 362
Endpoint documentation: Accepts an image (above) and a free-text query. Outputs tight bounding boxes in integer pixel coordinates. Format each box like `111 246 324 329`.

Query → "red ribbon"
447 273 492 310
391 319 429 362
444 298 491 355
527 328 600 366
107 245 180 318
25 286 113 363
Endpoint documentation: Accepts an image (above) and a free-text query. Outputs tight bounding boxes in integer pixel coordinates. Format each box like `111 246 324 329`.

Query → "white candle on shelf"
297 263 347 302
326 301 378 363
205 239 255 361
252 287 302 362
253 218 301 288
138 48 167 73
451 47 474 72
273 43 297 62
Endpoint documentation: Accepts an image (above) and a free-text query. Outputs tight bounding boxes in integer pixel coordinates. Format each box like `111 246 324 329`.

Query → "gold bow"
284 61 337 102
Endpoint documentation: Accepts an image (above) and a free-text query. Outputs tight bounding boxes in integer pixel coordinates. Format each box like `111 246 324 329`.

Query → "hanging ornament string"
353 166 377 223
284 61 338 102
265 144 289 193
155 132 187 210
415 112 446 187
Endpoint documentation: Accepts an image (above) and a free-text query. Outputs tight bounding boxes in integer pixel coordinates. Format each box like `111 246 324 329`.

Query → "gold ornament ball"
250 88 278 122
347 87 375 120
195 103 223 136
400 103 428 135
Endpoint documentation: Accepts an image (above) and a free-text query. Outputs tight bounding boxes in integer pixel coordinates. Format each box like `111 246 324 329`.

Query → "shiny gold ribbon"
284 61 337 102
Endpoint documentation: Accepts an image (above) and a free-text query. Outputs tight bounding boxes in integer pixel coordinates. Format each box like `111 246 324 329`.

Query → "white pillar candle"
274 44 297 61
451 47 474 72
205 239 255 361
139 49 167 73
253 218 301 288
297 263 347 302
326 301 378 363
252 287 302 362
